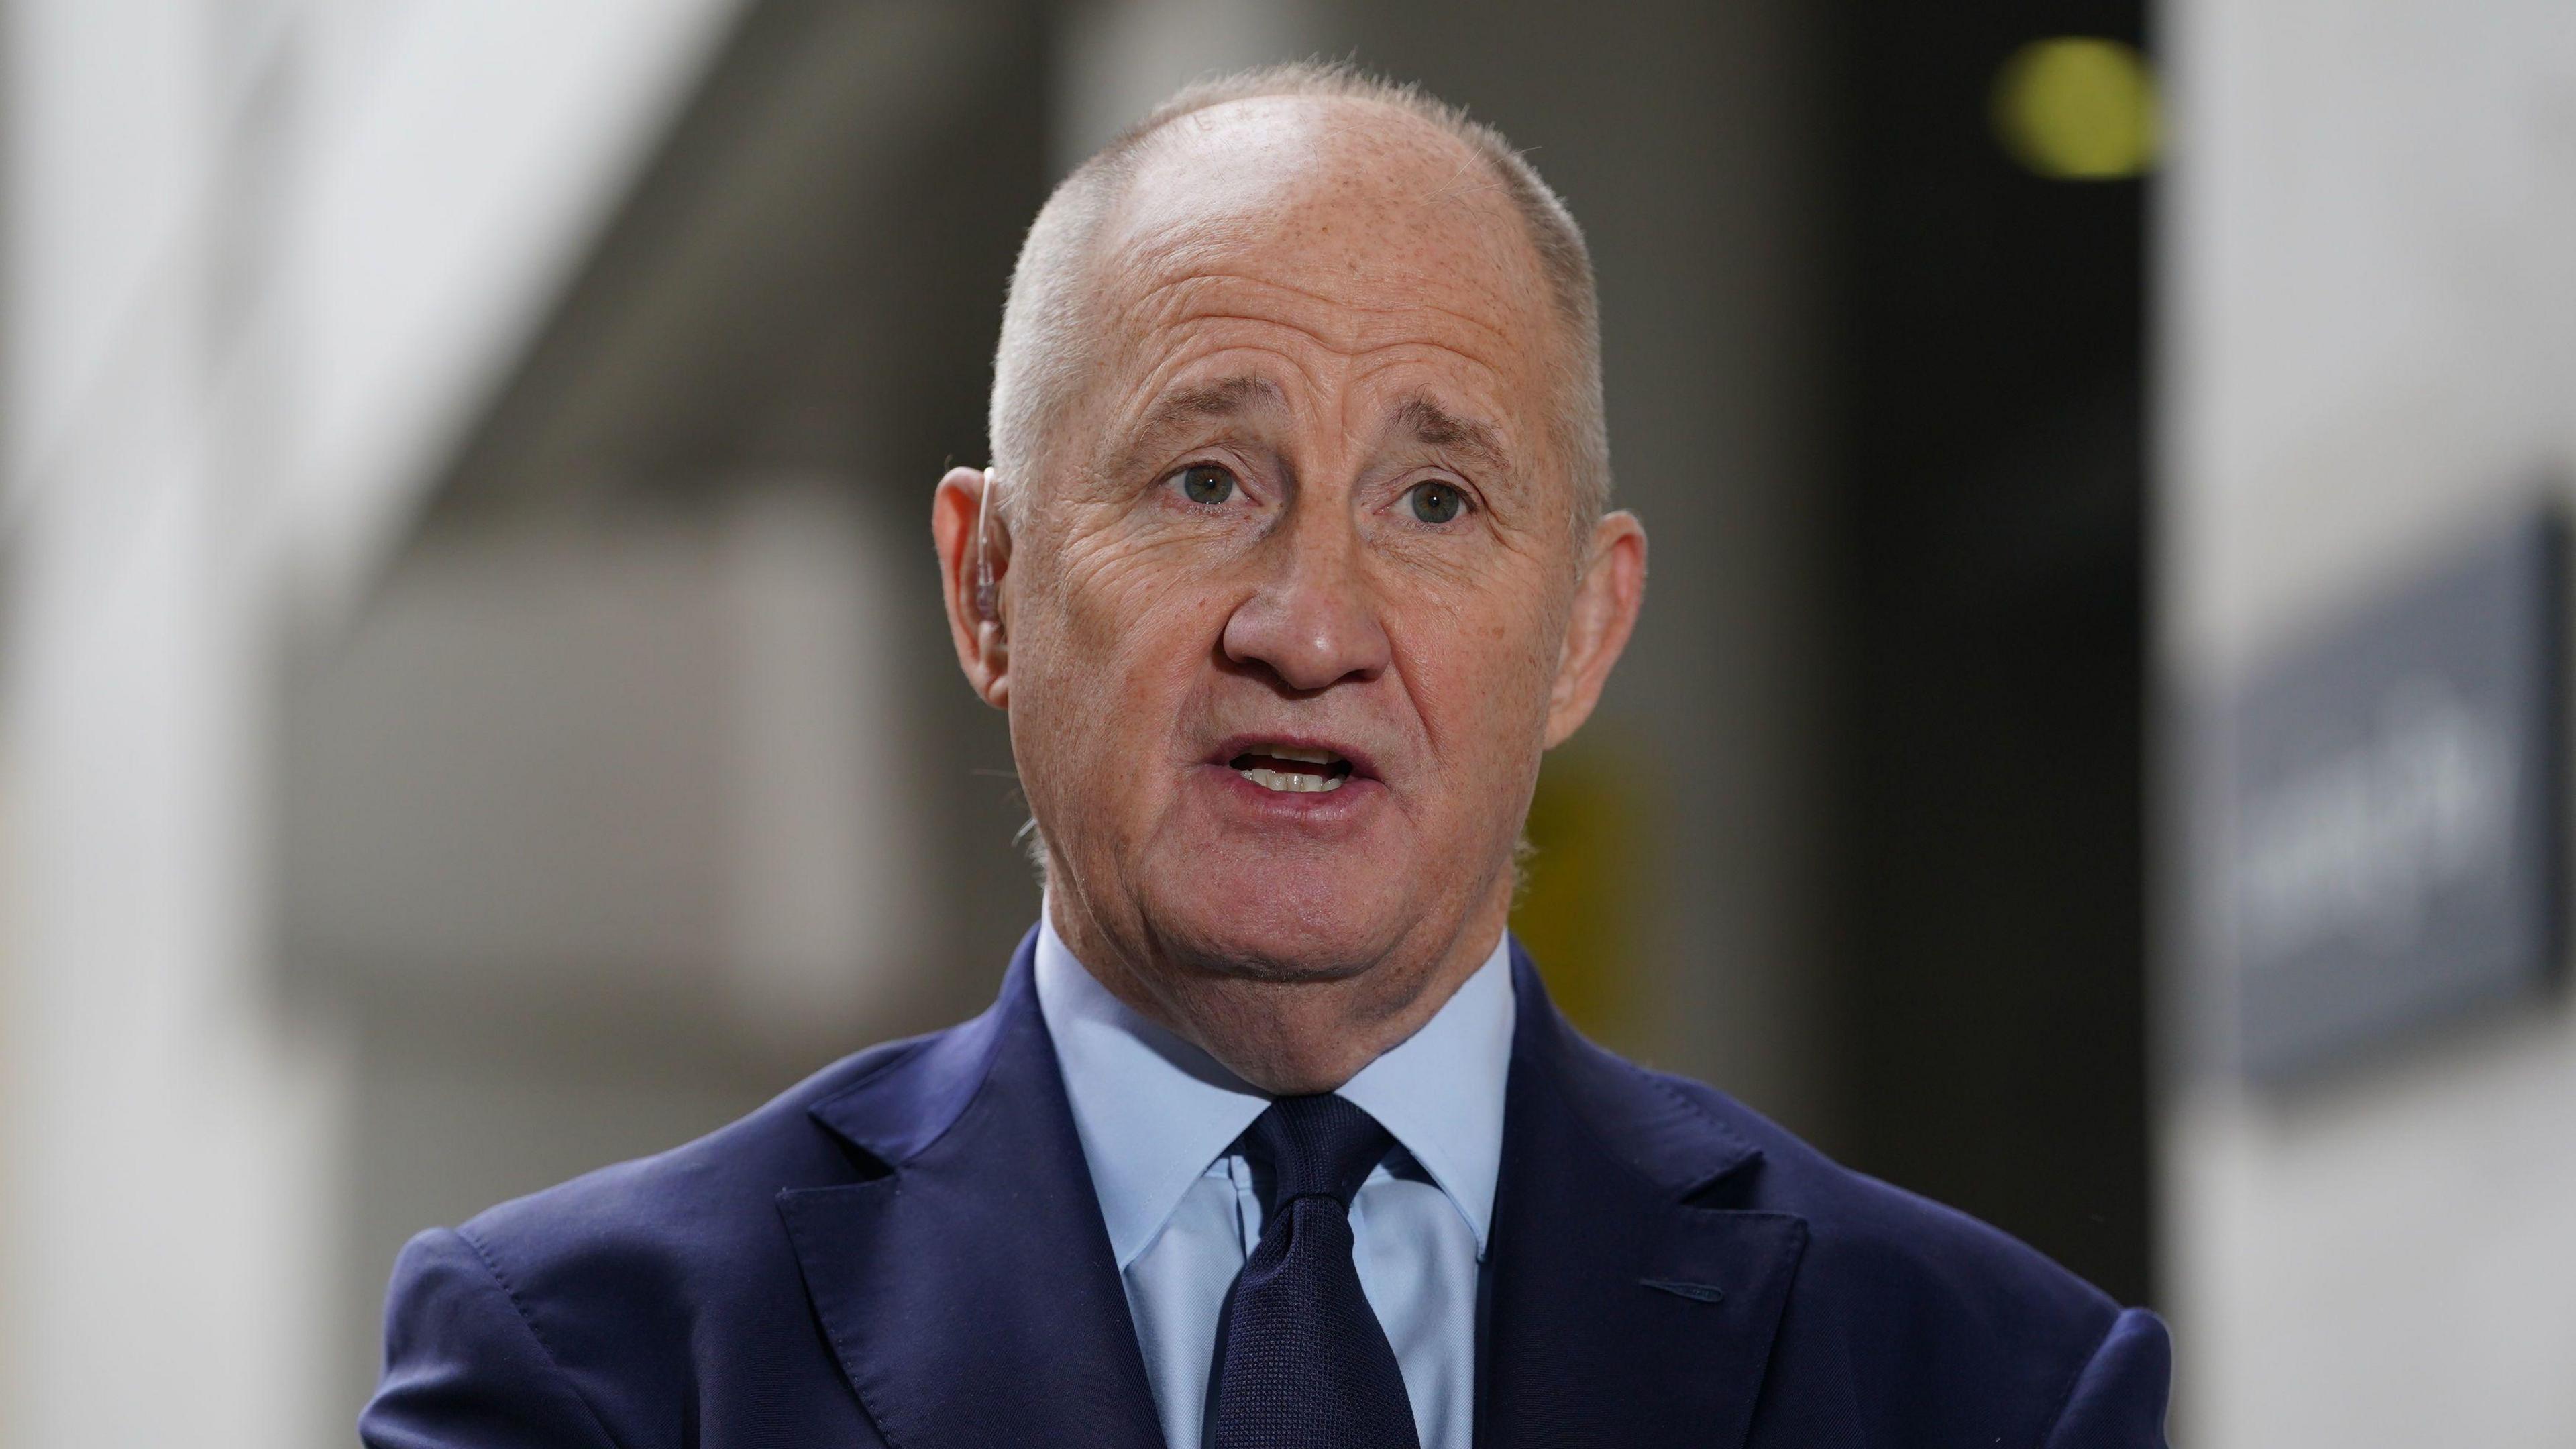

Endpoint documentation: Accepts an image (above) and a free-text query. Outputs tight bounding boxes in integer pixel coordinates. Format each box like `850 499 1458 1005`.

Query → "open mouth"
1228 743 1356 794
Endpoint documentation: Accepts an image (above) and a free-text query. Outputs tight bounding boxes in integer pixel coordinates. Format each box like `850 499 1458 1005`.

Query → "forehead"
1091 97 1561 380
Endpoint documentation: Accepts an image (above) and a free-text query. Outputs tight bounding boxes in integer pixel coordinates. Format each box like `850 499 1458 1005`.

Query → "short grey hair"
987 61 1611 540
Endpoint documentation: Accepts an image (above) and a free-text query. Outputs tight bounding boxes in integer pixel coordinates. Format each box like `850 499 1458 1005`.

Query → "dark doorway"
1827 3 2154 1304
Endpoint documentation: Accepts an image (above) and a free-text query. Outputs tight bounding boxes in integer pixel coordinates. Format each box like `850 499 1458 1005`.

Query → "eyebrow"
1391 394 1509 474
1140 375 1287 433
1104 375 1289 480
1108 376 1512 480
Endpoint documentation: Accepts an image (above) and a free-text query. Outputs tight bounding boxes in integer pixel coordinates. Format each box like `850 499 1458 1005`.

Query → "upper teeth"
1235 743 1348 794
1243 767 1344 793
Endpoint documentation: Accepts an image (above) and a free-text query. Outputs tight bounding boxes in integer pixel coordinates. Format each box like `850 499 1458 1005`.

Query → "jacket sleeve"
2039 1307 2172 1449
359 1228 623 1449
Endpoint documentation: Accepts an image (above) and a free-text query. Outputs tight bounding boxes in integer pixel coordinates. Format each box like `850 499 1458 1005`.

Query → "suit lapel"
777 930 1165 1448
773 933 1803 1448
1479 949 1809 1449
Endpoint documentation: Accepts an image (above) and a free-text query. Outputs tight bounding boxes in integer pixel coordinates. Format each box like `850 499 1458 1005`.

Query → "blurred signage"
2223 508 2563 1081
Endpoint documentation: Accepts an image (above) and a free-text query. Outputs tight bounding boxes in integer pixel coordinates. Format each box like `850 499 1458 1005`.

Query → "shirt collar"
1333 934 1515 1256
1032 900 1517 1269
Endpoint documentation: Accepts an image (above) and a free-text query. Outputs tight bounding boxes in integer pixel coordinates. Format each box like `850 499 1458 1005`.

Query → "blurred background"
1 0 2570 1444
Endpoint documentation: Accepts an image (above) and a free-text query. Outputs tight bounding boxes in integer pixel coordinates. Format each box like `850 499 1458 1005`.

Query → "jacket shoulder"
1618 1057 2121 1326
365 1030 945 1447
1582 1050 2163 1444
453 1030 931 1279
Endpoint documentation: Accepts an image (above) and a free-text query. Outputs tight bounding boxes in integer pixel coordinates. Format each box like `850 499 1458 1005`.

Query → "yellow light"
1511 736 1649 1053
1991 37 2159 180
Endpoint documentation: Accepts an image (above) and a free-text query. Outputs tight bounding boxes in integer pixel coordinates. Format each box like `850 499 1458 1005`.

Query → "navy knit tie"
1210 1094 1421 1449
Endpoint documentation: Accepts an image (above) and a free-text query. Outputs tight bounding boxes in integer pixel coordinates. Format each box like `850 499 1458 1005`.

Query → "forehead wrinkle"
1085 233 1544 489
1128 265 1527 362
1106 302 1519 443
1132 305 1519 416
1116 260 1582 503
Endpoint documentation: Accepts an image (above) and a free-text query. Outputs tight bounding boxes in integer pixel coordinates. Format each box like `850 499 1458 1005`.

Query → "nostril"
1219 585 1393 693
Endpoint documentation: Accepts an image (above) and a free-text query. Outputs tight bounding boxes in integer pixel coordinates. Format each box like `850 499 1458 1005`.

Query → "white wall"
284 484 931 1056
2159 1 2576 1443
284 0 750 625
0 3 742 1444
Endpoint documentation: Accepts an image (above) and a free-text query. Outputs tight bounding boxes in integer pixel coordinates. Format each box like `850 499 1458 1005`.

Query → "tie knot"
1240 1095 1393 1210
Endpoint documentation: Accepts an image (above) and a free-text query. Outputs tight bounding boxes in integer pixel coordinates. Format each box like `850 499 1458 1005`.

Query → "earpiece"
973 468 1001 623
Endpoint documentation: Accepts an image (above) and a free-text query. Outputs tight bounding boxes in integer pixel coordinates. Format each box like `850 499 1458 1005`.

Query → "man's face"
988 99 1633 1004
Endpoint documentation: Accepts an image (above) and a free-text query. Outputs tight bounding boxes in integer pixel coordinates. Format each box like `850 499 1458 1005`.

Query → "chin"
1144 863 1414 985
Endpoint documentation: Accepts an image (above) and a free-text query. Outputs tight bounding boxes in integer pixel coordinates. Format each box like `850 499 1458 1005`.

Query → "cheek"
1395 584 1562 779
1073 552 1224 680
1024 532 1233 729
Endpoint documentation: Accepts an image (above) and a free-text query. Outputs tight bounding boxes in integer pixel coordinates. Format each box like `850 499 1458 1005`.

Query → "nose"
1220 518 1392 693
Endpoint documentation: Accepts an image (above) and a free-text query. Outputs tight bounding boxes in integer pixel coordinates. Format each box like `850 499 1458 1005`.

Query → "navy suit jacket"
362 933 2169 1447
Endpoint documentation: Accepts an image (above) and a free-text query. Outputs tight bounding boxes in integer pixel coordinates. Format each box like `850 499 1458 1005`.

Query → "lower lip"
1197 763 1384 821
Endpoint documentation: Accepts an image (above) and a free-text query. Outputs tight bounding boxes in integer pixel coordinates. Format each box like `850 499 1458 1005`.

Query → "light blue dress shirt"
1032 906 1515 1449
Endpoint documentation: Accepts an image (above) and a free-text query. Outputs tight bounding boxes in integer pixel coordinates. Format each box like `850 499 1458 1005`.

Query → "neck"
1044 885 1509 1095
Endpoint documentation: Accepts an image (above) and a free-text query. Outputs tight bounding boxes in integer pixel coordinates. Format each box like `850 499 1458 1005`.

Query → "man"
363 64 2169 1449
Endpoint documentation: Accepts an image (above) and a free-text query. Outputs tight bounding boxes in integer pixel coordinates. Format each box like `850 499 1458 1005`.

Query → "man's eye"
1175 464 1237 506
1407 480 1467 524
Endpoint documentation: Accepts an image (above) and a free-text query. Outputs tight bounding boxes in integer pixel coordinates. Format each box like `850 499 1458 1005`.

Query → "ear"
932 466 1014 709
1542 510 1647 749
